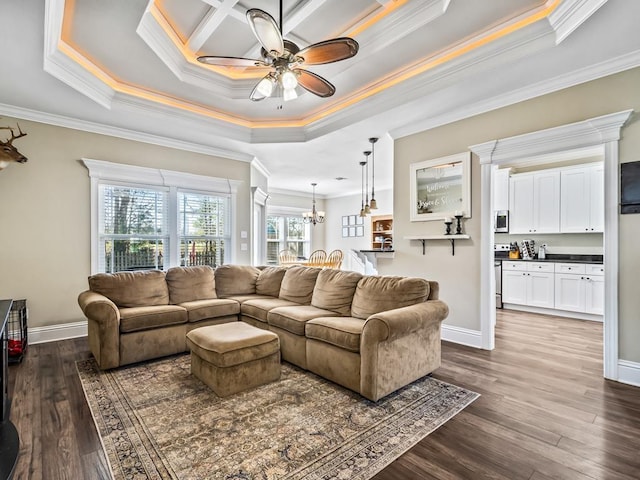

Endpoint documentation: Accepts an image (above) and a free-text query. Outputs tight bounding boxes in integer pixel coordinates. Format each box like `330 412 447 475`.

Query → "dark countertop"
360 249 395 253
495 253 603 264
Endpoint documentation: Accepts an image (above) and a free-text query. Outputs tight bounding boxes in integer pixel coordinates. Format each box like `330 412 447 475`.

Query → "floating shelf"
404 235 471 256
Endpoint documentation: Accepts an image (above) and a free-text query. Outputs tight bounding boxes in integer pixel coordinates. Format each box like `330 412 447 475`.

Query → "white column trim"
469 110 633 377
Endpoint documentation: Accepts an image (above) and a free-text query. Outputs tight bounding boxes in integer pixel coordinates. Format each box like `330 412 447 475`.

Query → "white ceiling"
1 0 639 197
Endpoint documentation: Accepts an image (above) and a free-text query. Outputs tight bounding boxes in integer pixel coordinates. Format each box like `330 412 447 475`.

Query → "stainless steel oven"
495 210 509 233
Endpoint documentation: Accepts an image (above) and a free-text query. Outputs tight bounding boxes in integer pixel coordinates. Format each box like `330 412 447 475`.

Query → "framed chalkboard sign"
409 151 471 222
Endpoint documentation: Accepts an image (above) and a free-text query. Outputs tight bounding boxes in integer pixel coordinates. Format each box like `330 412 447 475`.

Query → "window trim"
266 206 312 264
83 158 241 274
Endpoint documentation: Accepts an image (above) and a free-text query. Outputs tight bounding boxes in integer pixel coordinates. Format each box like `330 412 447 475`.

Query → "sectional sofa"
78 264 448 401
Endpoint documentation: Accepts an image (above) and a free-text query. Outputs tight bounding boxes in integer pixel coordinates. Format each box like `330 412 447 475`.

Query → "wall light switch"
241 243 248 251
240 230 248 239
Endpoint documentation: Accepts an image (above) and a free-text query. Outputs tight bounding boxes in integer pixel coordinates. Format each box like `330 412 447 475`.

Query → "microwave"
495 210 509 233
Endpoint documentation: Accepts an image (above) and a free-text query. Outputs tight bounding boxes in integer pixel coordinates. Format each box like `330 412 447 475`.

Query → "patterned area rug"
77 355 478 480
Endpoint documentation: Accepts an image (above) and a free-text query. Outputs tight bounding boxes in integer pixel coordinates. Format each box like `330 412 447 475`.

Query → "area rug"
77 355 478 480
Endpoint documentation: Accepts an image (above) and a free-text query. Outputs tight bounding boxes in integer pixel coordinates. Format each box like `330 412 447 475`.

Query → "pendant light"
359 161 367 217
369 137 379 209
363 151 371 215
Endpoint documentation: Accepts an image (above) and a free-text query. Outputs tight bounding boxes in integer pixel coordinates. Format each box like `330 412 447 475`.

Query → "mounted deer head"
0 123 28 171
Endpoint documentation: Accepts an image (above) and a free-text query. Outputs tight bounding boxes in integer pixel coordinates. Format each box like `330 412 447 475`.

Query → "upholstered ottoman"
186 322 281 397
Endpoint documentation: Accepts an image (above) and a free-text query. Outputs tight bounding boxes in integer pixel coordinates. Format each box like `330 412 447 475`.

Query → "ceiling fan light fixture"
283 87 298 102
256 76 275 97
281 70 298 90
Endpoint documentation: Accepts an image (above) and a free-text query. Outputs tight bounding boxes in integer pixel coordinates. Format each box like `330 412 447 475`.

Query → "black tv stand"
0 300 19 480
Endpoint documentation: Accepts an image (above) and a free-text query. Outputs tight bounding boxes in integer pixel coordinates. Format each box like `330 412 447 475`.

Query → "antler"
0 123 27 144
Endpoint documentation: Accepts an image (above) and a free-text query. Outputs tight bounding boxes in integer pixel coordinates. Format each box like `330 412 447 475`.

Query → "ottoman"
186 322 281 397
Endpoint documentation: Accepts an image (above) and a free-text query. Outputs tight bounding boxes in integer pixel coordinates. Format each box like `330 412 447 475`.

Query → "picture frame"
355 225 364 237
348 226 356 237
356 215 364 225
409 151 471 222
348 215 357 225
342 227 349 237
342 216 349 226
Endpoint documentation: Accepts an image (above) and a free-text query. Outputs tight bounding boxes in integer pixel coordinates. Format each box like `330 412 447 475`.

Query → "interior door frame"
470 109 632 380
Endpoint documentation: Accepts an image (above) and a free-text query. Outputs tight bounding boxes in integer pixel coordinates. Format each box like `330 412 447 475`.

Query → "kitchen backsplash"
494 233 603 255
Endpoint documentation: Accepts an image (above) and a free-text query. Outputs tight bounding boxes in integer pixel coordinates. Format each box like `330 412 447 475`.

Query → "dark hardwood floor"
8 310 640 479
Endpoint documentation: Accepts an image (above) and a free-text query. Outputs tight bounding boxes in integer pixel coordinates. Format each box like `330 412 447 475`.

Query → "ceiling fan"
196 0 359 102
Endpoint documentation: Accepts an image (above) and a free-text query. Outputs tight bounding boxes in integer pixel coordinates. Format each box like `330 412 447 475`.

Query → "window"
266 214 310 264
178 191 229 268
99 185 167 272
84 159 240 274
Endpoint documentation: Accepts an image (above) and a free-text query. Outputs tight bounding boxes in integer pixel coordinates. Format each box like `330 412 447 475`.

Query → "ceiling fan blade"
296 38 359 65
197 55 269 68
246 8 284 57
294 69 336 98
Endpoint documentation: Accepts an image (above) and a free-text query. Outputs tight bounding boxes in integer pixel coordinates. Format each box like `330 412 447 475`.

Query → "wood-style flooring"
7 310 640 479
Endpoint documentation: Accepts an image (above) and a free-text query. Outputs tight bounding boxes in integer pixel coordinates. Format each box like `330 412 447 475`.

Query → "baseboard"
618 360 640 388
28 320 88 345
503 304 603 322
441 324 483 349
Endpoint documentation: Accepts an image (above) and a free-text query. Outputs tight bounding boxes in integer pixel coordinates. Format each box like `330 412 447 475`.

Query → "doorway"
470 109 632 381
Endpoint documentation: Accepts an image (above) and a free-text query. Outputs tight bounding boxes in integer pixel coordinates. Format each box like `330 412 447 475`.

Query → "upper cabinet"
493 168 510 211
509 170 560 234
560 164 604 233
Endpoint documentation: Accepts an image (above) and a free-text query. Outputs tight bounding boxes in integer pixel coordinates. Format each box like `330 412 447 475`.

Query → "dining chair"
307 249 327 267
326 249 344 269
279 249 297 265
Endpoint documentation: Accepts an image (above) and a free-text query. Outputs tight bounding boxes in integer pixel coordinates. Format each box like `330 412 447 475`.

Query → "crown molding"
250 158 271 179
549 0 608 44
389 49 640 140
0 102 253 162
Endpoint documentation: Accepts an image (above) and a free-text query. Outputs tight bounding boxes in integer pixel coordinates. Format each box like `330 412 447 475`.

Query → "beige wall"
0 118 251 329
391 67 640 362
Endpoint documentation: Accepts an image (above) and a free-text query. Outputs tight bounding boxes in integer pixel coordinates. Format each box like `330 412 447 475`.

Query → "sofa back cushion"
88 270 169 308
256 266 286 297
351 276 430 319
214 265 261 298
165 266 216 304
279 266 320 305
311 269 362 315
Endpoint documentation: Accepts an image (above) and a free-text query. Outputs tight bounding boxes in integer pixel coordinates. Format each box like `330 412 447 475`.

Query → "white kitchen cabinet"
560 163 604 233
554 263 604 315
509 170 560 234
502 261 554 308
493 167 510 211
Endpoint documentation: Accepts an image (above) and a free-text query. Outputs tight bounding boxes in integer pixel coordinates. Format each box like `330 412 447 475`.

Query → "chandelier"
303 183 325 225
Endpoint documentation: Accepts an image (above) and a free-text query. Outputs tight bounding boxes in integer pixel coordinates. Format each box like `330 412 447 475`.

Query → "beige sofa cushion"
166 266 216 304
305 317 366 353
279 266 320 305
89 270 169 307
119 305 187 333
268 305 340 336
351 276 430 319
186 322 279 368
256 266 286 297
177 299 240 322
241 298 299 323
214 265 260 298
311 269 362 315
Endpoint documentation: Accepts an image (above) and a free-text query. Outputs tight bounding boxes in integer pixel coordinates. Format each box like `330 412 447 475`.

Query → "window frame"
83 158 241 274
266 207 312 265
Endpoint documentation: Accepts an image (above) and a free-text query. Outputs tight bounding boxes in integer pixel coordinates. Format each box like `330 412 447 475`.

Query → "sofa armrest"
78 290 121 369
362 300 448 343
78 290 120 324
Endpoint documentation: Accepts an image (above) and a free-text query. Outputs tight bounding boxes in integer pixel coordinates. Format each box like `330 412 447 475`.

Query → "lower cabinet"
555 266 604 315
503 261 604 317
502 262 554 308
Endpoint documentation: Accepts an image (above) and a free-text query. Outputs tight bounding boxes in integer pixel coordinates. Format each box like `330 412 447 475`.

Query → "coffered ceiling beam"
188 0 241 52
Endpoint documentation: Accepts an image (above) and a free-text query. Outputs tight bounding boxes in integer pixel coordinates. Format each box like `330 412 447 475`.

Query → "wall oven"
494 210 509 233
